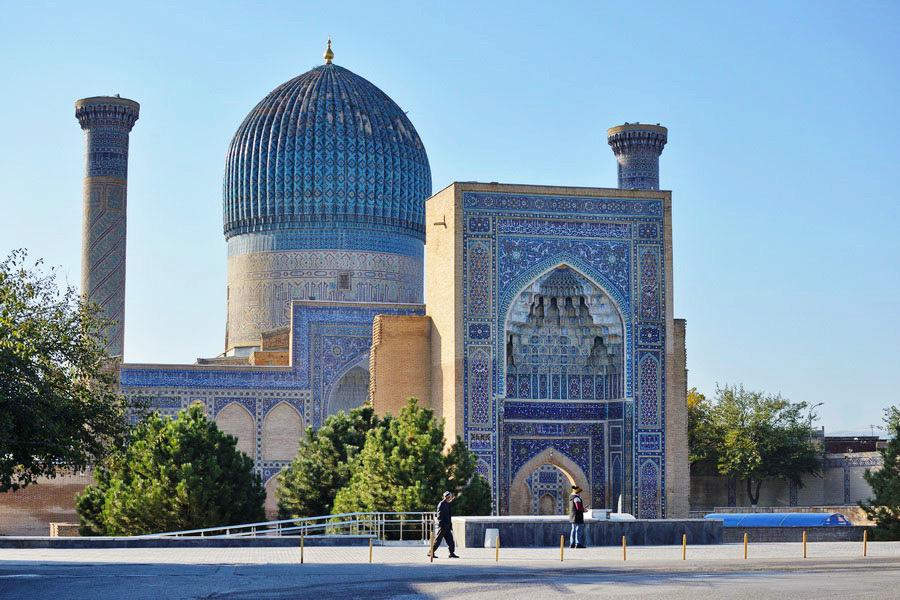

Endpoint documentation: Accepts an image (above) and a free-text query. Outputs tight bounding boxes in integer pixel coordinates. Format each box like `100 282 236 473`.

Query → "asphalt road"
0 545 897 599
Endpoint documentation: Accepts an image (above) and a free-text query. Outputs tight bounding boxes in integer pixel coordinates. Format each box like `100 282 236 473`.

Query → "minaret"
75 95 140 358
606 123 668 190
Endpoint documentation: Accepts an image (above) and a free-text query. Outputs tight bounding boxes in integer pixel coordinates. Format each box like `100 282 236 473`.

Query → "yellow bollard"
622 535 627 561
301 535 305 564
743 532 748 560
863 529 868 557
429 531 435 563
496 535 500 562
369 537 373 563
682 533 686 560
560 534 565 562
802 530 807 558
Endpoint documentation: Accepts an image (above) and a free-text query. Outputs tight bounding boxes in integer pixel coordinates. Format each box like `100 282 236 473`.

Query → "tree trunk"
746 478 763 506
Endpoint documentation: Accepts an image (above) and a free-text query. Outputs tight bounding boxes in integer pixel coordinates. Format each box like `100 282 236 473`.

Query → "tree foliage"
331 399 491 515
275 405 379 519
687 384 821 505
687 387 716 471
882 405 900 434
76 405 265 535
0 250 134 491
860 409 900 540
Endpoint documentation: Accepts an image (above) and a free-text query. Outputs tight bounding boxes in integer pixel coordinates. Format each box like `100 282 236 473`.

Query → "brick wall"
666 318 690 517
369 314 433 417
0 473 93 536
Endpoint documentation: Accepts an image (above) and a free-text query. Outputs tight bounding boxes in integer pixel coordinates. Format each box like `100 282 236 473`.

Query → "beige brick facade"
667 318 690 517
369 315 433 417
423 184 465 442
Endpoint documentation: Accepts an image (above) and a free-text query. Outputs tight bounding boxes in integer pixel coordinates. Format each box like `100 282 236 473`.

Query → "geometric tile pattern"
121 301 423 478
502 421 607 510
226 248 423 348
222 63 431 349
461 189 668 517
223 64 431 243
75 97 139 357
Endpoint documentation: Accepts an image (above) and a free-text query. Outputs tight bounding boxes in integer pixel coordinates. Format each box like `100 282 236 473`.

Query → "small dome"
223 63 431 241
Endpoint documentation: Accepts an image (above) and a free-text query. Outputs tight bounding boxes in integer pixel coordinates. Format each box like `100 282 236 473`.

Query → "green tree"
275 405 380 518
688 385 821 505
882 405 900 433
332 398 491 515
0 250 134 491
76 404 265 535
687 387 717 472
860 412 900 540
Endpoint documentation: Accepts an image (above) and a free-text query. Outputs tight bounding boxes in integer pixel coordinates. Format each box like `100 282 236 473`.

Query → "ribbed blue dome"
223 64 431 241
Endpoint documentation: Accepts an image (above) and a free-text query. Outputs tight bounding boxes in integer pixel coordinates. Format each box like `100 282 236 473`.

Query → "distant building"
824 436 888 453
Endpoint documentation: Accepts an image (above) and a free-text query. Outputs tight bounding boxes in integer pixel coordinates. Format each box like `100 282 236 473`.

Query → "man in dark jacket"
569 485 588 548
429 491 459 558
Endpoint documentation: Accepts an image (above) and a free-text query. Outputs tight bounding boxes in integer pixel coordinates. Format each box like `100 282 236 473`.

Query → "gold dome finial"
324 37 334 64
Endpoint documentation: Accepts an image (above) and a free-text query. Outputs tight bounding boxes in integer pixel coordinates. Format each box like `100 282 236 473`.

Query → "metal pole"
429 531 435 563
802 530 807 558
301 535 305 564
560 534 564 562
743 532 748 560
682 533 686 560
369 538 373 563
622 536 626 561
864 529 868 557
495 535 499 562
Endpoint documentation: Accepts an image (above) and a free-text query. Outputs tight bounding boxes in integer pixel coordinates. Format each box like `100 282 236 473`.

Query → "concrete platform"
452 516 723 547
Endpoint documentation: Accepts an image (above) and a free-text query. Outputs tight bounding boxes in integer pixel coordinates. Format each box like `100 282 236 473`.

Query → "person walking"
429 491 459 558
569 485 588 548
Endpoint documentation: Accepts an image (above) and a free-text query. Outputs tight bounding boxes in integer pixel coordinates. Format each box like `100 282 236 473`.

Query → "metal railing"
135 512 436 542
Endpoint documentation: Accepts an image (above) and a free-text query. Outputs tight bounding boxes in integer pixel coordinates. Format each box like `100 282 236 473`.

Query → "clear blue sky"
2 1 898 435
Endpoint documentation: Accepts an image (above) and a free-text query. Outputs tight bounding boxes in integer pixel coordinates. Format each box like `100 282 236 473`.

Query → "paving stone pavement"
2 542 899 599
0 540 898 565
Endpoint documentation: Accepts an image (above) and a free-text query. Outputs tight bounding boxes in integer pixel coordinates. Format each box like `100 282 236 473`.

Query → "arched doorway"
528 465 570 516
509 447 591 515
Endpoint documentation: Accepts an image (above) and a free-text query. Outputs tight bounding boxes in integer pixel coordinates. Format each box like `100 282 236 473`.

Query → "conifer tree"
275 406 379 518
76 405 265 535
332 399 491 515
860 411 900 540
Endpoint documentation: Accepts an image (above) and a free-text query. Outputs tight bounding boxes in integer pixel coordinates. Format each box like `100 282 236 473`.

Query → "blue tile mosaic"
460 188 668 517
223 64 431 242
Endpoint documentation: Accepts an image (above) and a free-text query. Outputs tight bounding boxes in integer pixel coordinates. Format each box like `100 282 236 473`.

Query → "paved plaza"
0 542 898 599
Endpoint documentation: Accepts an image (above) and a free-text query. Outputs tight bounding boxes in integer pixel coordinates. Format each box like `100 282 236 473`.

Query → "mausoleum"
80 42 689 518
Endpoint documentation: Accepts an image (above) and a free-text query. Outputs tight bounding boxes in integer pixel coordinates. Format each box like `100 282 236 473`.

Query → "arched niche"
509 447 590 515
263 402 303 461
502 264 626 400
326 361 369 418
216 402 255 458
